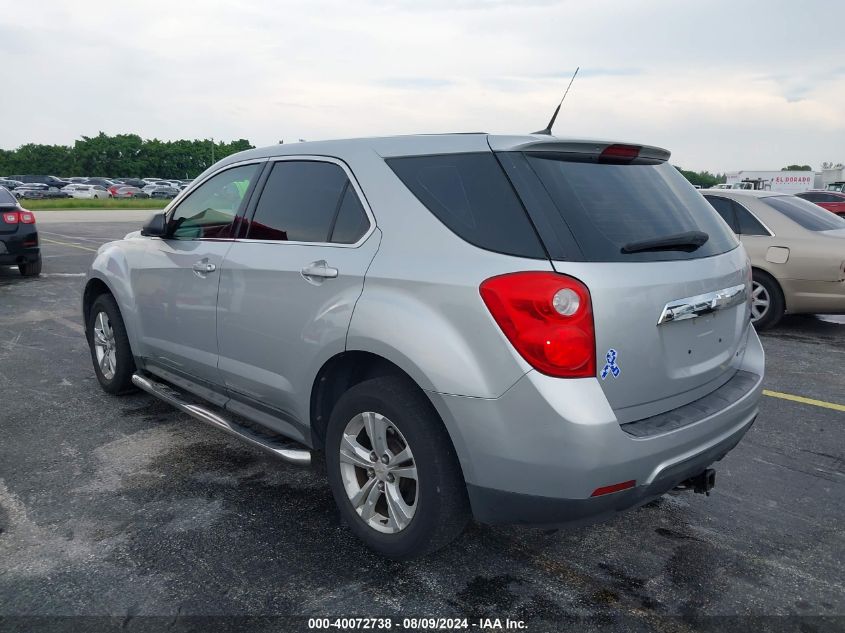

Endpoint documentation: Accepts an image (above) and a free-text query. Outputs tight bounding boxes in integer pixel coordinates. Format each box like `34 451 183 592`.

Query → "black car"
6 174 71 188
0 186 41 277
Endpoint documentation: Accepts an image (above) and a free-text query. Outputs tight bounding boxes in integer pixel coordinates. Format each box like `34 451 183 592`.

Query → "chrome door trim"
657 283 747 325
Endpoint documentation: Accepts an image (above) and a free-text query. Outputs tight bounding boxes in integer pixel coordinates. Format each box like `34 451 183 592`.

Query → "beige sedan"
701 189 845 329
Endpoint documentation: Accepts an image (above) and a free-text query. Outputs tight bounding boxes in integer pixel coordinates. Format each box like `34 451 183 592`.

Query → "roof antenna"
533 66 579 135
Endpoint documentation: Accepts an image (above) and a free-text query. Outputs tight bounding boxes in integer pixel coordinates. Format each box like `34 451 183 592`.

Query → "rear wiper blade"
621 230 709 254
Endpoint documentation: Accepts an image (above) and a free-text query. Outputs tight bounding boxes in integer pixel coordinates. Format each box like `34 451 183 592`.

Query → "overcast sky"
2 0 843 172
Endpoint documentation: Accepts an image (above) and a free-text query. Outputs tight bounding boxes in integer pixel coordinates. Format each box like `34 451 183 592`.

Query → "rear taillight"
480 272 596 378
2 210 36 224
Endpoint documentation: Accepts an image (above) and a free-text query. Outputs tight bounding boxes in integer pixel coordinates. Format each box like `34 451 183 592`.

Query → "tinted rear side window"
249 161 351 243
330 186 370 244
516 155 738 262
733 203 769 235
764 195 845 231
386 153 546 259
704 195 737 232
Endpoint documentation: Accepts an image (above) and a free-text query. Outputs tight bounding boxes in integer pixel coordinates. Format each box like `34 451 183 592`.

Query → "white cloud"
1 0 843 171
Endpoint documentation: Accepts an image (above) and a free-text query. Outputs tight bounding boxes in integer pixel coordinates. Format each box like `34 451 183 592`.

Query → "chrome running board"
131 373 311 467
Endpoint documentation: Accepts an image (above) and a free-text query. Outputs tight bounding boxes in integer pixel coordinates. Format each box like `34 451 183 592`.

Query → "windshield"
510 154 738 262
764 195 845 231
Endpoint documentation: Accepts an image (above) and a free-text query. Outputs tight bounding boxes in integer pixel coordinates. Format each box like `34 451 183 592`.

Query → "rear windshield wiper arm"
621 230 709 254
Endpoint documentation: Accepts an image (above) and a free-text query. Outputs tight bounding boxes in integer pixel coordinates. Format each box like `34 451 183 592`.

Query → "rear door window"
247 160 370 244
704 195 738 232
733 203 770 235
386 153 546 259
508 154 738 262
764 195 845 231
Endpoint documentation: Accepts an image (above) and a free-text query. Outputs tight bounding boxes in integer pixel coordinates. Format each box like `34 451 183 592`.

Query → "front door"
133 162 263 387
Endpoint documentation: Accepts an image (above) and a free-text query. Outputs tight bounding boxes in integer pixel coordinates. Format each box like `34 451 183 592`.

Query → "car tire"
325 375 470 560
750 269 785 330
19 257 42 277
87 293 136 394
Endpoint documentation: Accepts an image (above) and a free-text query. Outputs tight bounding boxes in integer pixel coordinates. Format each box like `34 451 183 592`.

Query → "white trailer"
724 170 815 194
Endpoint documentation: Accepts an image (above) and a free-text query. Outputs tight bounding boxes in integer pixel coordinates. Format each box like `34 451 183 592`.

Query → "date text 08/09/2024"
307 617 528 630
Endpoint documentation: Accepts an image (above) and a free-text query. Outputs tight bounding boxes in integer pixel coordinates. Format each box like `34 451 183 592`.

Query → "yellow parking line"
40 238 99 253
763 389 845 412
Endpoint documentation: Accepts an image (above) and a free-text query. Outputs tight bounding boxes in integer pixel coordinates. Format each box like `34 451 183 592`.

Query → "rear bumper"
467 414 753 525
0 231 39 265
427 326 764 526
781 278 845 315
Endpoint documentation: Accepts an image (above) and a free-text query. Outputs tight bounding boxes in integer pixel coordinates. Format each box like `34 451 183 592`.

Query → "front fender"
84 240 145 357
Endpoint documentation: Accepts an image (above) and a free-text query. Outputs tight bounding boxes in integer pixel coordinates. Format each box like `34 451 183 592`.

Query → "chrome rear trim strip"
657 283 746 325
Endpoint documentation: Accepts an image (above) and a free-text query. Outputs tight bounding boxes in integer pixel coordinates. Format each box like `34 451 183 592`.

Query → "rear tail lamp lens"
3 212 19 224
480 272 596 378
20 211 35 224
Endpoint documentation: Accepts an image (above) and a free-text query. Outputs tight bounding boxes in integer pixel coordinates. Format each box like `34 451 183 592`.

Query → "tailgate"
553 249 750 422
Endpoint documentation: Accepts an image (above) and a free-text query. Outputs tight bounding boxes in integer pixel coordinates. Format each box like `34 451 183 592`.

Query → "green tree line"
0 133 254 179
675 166 725 188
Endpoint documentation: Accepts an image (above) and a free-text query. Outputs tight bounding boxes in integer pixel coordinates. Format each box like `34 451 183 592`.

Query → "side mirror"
141 212 168 237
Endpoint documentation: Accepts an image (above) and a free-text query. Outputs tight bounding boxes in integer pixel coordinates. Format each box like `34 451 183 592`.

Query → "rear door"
497 150 749 422
216 157 379 434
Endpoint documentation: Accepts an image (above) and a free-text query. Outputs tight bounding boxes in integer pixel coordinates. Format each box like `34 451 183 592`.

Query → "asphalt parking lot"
1 213 843 632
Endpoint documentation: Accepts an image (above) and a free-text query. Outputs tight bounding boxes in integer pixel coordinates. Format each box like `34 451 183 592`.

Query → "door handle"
300 260 338 284
192 259 216 277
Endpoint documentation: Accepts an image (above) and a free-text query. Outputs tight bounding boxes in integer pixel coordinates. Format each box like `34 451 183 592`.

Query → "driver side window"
169 163 260 239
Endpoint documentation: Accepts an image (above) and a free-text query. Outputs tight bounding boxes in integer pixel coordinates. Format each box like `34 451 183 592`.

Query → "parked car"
65 177 89 183
825 182 845 193
112 186 149 199
795 190 845 216
13 184 64 199
66 184 111 199
702 190 845 329
84 178 117 189
84 134 764 559
0 178 24 190
146 186 179 199
0 186 41 276
114 178 148 189
6 174 71 188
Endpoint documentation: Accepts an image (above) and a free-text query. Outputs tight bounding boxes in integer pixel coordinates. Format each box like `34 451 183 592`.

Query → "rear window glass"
386 153 546 259
516 155 738 262
0 187 16 204
764 196 845 231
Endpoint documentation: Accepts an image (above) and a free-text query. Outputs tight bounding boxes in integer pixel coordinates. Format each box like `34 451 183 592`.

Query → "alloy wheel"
338 411 418 534
750 281 770 323
92 311 117 380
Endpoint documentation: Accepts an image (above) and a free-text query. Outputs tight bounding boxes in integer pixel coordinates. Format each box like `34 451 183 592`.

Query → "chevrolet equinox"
83 134 765 559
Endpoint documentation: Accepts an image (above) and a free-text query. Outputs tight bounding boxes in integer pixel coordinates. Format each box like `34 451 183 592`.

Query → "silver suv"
83 134 764 558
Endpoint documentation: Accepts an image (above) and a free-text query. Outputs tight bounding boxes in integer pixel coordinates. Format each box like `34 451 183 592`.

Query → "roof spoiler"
488 137 671 163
